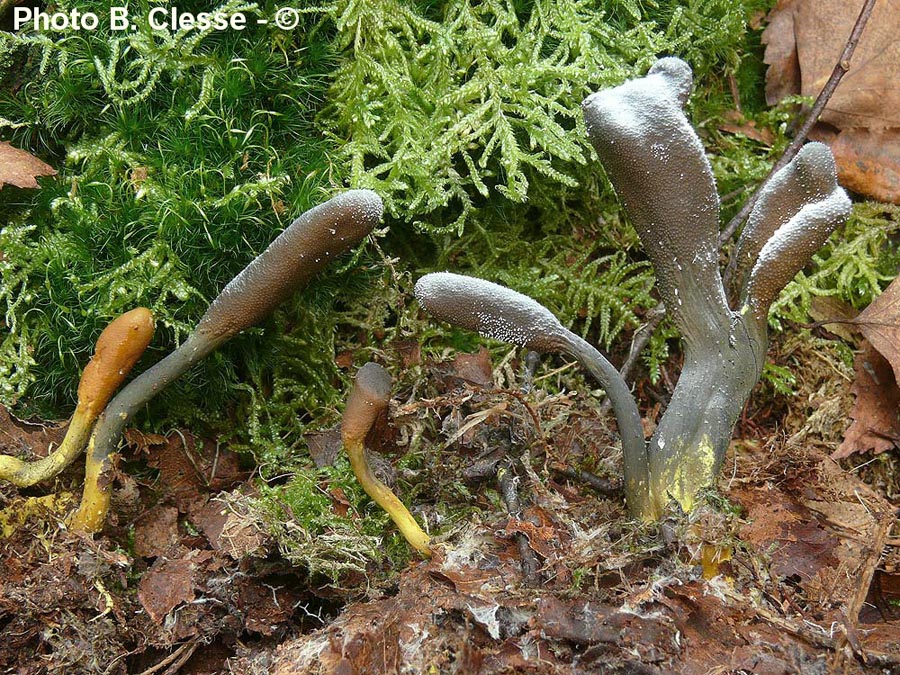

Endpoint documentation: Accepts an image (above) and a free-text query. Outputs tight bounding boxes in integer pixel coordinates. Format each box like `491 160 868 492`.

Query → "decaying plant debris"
1 339 898 672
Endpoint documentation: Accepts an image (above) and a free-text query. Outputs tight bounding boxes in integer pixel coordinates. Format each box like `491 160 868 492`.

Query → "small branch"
497 459 541 587
619 302 666 384
719 0 877 246
550 462 622 499
134 641 199 675
600 302 666 416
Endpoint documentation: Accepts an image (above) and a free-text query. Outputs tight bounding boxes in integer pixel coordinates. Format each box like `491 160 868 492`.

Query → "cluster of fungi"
1 59 849 557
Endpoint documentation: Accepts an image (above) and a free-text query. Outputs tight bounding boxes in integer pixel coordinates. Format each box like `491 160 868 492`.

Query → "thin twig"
600 302 665 412
718 0 877 246
135 641 199 675
497 459 541 587
618 302 666 383
550 462 623 499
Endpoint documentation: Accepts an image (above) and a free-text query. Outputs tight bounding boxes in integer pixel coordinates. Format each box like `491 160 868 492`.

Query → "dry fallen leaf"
133 505 180 558
809 295 860 342
0 141 56 190
138 557 195 623
853 275 900 385
792 0 900 130
763 0 900 203
833 341 900 459
451 347 494 387
718 110 776 146
762 0 800 106
810 124 900 204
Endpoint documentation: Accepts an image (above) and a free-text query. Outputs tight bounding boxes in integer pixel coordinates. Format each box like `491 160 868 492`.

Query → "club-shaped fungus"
69 190 383 532
414 272 648 513
417 58 850 520
342 362 431 556
0 308 154 487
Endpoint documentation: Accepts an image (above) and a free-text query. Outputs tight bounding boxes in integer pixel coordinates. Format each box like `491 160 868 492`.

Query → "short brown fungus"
342 362 431 557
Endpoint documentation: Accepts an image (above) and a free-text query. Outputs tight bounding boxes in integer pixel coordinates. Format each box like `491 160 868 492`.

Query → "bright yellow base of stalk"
346 440 431 557
0 408 95 488
0 492 73 538
67 439 111 534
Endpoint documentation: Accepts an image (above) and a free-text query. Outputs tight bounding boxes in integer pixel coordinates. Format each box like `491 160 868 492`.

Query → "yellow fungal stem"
0 308 154 488
67 437 111 534
345 439 432 556
343 363 431 557
68 191 384 534
700 542 733 581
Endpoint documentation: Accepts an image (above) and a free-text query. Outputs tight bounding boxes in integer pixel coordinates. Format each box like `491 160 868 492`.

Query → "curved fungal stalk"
0 308 154 487
69 190 383 533
583 58 850 517
414 272 649 515
342 362 431 556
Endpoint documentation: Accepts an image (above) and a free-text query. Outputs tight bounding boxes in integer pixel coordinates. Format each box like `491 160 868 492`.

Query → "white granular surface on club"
414 273 564 350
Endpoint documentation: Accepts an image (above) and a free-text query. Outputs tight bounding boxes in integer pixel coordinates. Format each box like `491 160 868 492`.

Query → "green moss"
256 458 419 581
321 0 770 236
0 1 344 427
1 0 774 428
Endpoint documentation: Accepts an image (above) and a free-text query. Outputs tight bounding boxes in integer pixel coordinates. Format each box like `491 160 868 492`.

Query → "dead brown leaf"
0 406 66 460
833 341 900 459
138 557 195 623
719 111 776 146
853 275 900 385
533 595 674 658
127 429 247 513
737 485 841 580
451 347 493 387
793 0 900 130
237 579 297 635
133 505 180 558
809 295 860 342
763 0 900 202
828 127 900 203
762 0 801 106
304 427 342 468
0 142 56 190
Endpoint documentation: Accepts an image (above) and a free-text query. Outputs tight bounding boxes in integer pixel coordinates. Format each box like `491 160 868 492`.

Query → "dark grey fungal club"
419 58 850 520
71 190 383 532
200 189 384 346
415 272 648 510
414 273 568 352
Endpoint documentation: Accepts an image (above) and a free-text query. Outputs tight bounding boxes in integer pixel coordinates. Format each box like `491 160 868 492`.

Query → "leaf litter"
1 328 899 672
0 142 56 190
763 0 900 203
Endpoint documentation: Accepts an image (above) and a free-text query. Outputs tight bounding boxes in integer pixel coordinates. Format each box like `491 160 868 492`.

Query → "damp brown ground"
1 330 898 675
